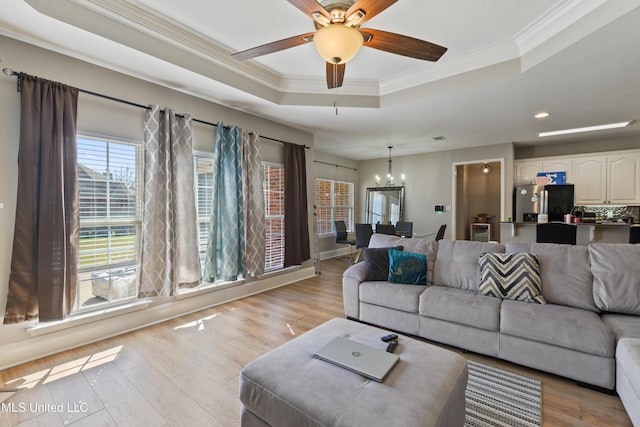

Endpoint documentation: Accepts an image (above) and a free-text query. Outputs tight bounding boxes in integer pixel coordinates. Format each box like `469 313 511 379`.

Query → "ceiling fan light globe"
313 24 363 64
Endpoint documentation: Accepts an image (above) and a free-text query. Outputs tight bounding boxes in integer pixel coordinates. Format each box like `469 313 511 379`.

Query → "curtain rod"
2 67 308 149
314 160 357 171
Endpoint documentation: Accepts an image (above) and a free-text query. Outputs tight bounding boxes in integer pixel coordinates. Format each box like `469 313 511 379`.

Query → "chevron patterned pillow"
478 253 546 304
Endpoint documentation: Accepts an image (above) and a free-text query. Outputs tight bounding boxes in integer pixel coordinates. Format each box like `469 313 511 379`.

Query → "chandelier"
375 146 405 186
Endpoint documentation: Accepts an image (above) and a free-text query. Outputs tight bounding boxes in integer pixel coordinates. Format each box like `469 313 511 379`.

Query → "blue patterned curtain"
206 124 245 281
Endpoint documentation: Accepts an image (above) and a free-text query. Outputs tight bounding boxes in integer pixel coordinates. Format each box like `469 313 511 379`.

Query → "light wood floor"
0 259 633 426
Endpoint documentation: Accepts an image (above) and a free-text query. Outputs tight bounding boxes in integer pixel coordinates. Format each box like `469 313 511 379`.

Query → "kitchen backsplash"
577 205 640 222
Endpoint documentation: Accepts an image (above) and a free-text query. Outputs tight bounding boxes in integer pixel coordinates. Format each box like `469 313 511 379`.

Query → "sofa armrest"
343 262 366 319
344 262 366 282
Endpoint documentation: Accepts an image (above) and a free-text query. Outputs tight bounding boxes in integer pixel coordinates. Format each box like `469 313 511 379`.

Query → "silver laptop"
314 337 399 382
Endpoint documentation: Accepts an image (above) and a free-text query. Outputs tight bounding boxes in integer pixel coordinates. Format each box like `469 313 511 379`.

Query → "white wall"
0 36 318 367
357 143 514 240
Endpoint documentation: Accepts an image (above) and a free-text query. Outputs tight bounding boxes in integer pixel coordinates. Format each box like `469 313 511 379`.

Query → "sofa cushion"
602 314 640 340
432 240 504 291
419 286 502 331
500 300 614 357
388 249 427 285
589 243 640 315
368 234 437 284
360 281 426 313
363 246 403 281
506 242 598 312
478 253 545 304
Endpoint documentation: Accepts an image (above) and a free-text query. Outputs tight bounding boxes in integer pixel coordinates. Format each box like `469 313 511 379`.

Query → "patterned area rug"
465 360 542 427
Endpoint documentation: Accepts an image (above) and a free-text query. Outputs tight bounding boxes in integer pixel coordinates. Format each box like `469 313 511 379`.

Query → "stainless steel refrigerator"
513 184 574 222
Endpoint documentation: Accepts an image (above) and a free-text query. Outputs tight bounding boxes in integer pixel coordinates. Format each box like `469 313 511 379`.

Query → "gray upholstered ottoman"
239 318 468 427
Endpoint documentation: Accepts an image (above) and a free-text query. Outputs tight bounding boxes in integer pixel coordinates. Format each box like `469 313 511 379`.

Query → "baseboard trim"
0 266 315 370
320 247 353 261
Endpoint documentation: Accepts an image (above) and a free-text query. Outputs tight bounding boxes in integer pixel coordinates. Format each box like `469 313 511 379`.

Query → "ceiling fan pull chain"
333 62 339 115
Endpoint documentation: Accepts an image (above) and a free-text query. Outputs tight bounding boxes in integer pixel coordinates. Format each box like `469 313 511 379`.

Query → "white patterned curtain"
205 124 264 282
243 131 265 277
140 106 201 296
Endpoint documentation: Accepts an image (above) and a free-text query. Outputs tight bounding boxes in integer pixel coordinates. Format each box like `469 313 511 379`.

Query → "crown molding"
69 0 282 89
380 40 520 96
381 0 633 96
22 0 640 104
514 0 606 57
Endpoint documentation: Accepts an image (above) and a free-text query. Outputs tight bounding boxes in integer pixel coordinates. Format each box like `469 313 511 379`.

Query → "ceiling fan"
231 0 447 89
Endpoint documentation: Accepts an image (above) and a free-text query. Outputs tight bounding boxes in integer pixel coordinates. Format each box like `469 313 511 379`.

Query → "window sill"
26 299 152 337
261 264 301 278
175 265 301 300
26 266 304 334
175 278 246 300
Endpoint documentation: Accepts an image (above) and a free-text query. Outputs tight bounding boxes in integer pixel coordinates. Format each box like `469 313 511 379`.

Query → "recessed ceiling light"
534 112 550 119
538 121 632 138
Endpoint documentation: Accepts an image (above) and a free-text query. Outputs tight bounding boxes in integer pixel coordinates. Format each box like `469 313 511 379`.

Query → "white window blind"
76 136 142 310
194 155 214 275
315 178 354 236
263 163 284 271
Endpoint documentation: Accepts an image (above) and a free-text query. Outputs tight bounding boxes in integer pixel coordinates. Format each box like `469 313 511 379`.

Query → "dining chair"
354 223 374 263
375 223 396 235
395 221 413 238
335 220 356 263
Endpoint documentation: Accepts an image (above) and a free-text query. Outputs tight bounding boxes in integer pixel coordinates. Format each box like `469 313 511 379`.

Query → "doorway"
453 160 503 242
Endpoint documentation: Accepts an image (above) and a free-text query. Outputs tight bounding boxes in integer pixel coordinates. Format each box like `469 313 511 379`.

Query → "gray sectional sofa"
342 234 640 425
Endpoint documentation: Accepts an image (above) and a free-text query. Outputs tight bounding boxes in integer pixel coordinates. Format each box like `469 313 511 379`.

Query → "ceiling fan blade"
326 62 345 89
361 28 447 61
287 0 331 20
347 0 398 24
231 32 315 61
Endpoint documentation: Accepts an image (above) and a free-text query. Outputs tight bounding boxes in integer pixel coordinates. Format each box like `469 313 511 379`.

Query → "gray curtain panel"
4 74 79 324
140 106 201 297
242 130 265 277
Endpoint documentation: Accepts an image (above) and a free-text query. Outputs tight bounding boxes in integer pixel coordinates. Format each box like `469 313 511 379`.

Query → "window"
315 178 354 236
194 155 214 276
76 136 142 311
263 163 285 271
194 157 285 276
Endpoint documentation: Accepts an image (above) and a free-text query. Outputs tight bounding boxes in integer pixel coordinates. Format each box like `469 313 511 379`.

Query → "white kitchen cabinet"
574 157 607 204
517 149 640 205
515 159 573 185
574 154 640 204
607 154 640 204
514 160 541 185
542 159 573 184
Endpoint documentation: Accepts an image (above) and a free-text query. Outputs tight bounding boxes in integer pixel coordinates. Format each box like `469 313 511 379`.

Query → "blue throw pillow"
388 249 427 285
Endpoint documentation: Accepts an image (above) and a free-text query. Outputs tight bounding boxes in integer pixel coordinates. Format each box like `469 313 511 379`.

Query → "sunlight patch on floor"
173 312 221 331
3 346 124 391
286 323 296 336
